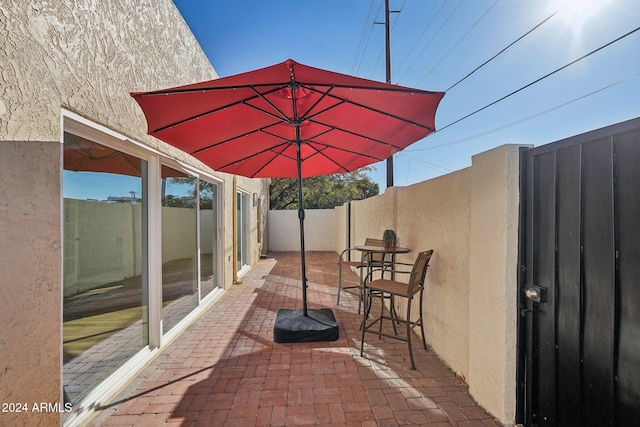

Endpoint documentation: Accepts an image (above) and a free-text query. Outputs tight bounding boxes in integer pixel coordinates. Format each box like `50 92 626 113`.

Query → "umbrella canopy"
131 59 444 179
131 59 444 341
64 133 145 177
64 133 184 178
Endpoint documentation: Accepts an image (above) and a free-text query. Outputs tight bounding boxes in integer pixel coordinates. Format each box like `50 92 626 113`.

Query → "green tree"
269 167 379 210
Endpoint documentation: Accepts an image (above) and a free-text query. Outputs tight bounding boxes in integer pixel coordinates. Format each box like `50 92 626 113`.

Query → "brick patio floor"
87 251 503 427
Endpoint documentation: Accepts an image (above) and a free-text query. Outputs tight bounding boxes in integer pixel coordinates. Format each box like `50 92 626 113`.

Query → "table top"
354 245 411 254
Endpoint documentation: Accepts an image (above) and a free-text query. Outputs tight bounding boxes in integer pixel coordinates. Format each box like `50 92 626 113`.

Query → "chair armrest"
363 266 416 284
338 247 360 260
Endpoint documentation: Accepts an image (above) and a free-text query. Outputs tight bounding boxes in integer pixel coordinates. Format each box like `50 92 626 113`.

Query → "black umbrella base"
273 308 339 343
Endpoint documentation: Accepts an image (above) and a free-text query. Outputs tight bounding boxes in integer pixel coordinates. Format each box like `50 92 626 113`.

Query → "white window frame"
60 109 226 426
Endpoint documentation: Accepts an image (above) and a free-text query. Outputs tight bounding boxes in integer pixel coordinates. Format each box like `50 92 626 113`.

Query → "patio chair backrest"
407 250 434 295
363 237 386 265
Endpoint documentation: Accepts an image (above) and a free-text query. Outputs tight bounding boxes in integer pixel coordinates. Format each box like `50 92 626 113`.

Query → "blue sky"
173 0 640 189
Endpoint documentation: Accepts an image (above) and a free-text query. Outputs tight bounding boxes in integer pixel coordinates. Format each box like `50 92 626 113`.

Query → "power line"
437 25 640 133
351 0 378 75
395 0 463 84
392 0 448 79
445 3 565 92
413 0 500 87
398 152 452 172
407 71 640 152
369 0 406 79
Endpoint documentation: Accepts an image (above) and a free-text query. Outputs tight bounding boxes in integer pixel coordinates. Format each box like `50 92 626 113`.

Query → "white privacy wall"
268 209 337 251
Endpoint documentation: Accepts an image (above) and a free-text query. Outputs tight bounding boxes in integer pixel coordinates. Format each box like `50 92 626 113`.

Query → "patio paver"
87 251 503 426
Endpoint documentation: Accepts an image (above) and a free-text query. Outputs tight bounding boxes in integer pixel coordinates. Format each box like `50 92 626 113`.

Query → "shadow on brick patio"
89 252 502 426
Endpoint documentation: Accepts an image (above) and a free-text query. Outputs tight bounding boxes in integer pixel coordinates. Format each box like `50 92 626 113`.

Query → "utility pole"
376 0 399 188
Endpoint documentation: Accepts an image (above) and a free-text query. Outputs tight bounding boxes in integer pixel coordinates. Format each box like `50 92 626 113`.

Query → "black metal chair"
360 249 434 370
336 237 388 313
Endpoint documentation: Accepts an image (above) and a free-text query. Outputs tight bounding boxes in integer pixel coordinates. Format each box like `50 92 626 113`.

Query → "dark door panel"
519 117 640 427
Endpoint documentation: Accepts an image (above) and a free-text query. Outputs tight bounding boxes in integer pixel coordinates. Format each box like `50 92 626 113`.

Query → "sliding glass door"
200 179 220 298
161 166 198 333
236 191 250 272
62 132 148 404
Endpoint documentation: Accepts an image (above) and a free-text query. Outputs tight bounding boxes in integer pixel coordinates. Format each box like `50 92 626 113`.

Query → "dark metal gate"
518 117 640 427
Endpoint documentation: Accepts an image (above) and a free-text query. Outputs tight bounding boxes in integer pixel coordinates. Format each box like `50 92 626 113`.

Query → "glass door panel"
62 132 148 404
199 179 219 298
236 191 249 271
161 166 198 333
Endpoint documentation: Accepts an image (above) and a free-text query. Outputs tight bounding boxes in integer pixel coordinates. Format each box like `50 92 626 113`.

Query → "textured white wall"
334 203 349 254
268 209 337 252
0 2 268 426
396 169 473 376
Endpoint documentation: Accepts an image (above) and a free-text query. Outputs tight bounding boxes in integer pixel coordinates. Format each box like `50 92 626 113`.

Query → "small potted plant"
382 229 397 249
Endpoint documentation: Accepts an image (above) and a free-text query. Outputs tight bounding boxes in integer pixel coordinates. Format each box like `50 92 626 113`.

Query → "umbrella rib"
295 84 335 119
135 81 438 97
252 145 296 177
306 140 385 162
134 82 291 97
250 86 291 123
299 82 440 95
192 122 283 155
298 141 385 174
151 85 289 134
216 141 292 177
299 84 435 132
292 126 386 161
296 144 349 174
307 119 404 150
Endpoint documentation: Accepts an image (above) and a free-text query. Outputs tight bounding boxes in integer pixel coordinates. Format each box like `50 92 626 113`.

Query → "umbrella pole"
295 137 308 317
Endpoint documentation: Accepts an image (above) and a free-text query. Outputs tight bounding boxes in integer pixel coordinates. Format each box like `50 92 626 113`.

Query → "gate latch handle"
525 285 546 304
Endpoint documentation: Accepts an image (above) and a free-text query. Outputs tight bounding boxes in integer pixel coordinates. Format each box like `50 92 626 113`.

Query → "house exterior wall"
270 144 523 423
0 2 267 426
0 141 62 427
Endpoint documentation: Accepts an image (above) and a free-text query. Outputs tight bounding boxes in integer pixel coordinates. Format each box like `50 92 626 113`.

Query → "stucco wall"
331 144 523 424
268 209 337 251
0 2 266 426
0 141 62 427
334 203 349 252
396 169 473 377
351 146 522 423
468 145 522 422
0 0 214 148
347 170 472 376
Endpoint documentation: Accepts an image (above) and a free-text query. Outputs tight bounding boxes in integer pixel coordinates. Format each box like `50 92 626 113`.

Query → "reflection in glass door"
161 166 198 333
62 132 148 404
236 191 249 272
199 179 219 298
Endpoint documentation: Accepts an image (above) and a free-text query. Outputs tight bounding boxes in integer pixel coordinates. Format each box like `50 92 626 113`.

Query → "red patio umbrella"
131 59 444 342
64 133 145 177
64 133 184 179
